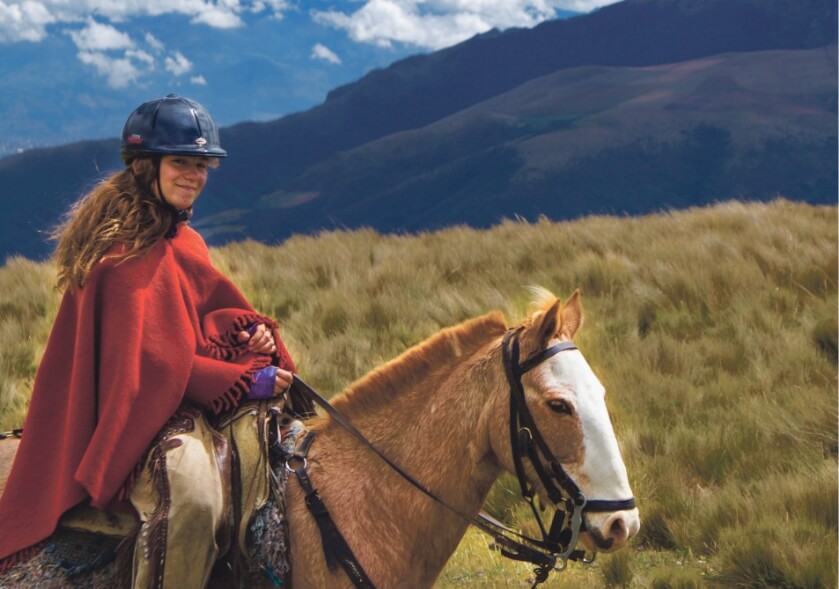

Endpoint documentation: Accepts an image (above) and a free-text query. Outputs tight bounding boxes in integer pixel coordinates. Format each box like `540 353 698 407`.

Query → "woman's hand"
247 366 295 400
275 368 293 394
238 324 277 355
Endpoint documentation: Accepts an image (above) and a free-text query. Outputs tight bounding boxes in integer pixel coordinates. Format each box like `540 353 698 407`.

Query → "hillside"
218 0 837 184
231 47 836 239
0 200 836 587
0 0 836 261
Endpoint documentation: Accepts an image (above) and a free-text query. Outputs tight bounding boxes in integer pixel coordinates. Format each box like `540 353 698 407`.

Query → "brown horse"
284 290 639 587
1 290 639 588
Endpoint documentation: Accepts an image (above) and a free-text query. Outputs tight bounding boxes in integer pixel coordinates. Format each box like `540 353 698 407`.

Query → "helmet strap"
129 156 191 239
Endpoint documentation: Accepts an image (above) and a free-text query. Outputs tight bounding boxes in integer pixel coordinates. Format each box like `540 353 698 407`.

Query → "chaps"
129 409 231 589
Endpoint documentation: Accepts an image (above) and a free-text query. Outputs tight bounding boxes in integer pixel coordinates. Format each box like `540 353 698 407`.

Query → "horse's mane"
330 311 508 417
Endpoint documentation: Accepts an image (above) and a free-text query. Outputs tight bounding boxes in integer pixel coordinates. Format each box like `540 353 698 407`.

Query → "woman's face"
156 155 211 210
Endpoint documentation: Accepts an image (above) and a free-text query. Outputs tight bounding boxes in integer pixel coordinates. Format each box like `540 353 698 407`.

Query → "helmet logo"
195 137 207 146
127 134 143 144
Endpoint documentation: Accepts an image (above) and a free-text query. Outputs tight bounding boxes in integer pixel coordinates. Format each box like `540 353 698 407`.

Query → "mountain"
0 0 836 261
234 47 836 238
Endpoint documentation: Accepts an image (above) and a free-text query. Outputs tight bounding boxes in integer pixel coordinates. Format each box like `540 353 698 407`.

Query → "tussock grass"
1 199 836 587
0 257 59 428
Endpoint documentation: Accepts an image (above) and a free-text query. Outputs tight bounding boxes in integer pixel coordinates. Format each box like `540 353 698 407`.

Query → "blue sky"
0 0 619 153
1 0 617 88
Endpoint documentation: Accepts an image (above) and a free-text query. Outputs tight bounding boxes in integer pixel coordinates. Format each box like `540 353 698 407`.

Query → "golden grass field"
1 199 836 588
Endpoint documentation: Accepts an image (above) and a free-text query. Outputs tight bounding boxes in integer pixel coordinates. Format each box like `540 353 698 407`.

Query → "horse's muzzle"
582 509 640 553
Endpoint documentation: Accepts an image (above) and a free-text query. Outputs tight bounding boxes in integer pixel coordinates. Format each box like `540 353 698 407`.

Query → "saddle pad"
0 528 123 589
59 502 138 538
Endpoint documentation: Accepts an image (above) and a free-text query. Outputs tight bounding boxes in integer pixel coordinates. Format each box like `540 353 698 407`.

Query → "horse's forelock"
526 285 558 310
519 286 560 329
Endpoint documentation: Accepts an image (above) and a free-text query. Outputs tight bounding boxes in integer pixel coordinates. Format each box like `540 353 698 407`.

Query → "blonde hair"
52 158 174 291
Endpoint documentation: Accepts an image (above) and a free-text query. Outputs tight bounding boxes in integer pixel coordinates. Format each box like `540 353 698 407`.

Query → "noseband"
498 328 636 583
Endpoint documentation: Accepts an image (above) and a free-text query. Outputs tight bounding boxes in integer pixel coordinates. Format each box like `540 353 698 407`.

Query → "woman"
0 94 308 587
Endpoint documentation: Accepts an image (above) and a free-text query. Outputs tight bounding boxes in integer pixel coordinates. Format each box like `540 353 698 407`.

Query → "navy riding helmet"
120 94 227 165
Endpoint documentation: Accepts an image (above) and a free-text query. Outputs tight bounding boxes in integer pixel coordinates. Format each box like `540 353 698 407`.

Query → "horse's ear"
531 298 562 350
559 289 584 340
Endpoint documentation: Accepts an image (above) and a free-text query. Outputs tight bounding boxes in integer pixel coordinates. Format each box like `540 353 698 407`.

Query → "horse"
0 289 639 588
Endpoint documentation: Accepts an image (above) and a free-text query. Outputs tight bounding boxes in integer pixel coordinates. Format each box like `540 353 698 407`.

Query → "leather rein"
286 328 635 588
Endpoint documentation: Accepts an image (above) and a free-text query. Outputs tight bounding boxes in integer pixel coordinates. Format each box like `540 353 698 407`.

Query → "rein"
288 328 635 588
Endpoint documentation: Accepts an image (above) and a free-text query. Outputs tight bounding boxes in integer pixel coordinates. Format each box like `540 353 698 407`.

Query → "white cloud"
68 18 133 51
77 50 143 88
165 50 192 75
190 5 244 28
64 18 162 87
0 0 55 42
251 0 289 16
0 0 297 45
0 1 313 89
0 0 609 53
63 18 207 88
311 43 341 65
0 0 619 92
127 48 154 65
313 0 617 50
145 31 164 52
61 17 204 87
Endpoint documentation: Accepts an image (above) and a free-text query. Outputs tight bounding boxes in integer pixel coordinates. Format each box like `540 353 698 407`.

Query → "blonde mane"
330 311 508 417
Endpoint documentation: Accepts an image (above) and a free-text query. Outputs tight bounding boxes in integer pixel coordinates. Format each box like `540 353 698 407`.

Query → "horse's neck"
332 366 503 507
0 439 19 499
289 358 505 588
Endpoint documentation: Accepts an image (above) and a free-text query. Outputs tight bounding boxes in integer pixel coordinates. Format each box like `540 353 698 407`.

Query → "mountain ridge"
0 0 835 261
218 0 837 186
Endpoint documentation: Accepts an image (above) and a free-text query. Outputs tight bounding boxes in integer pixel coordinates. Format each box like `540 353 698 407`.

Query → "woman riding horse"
0 94 311 588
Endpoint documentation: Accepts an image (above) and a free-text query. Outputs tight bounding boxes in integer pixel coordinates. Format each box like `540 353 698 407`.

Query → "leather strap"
290 431 376 589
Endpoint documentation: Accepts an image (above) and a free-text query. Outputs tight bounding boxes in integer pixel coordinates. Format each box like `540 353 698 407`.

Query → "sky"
0 0 619 90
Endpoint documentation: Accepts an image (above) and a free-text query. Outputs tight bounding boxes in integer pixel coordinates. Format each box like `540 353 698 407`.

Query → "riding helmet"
120 94 227 165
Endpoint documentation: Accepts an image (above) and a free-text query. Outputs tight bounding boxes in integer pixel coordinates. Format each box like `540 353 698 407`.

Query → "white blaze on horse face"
547 351 631 497
540 348 640 545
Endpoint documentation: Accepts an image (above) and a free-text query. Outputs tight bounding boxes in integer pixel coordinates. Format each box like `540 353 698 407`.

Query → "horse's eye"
547 399 573 415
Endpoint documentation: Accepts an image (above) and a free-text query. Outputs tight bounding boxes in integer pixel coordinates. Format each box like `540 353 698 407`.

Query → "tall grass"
1 199 836 587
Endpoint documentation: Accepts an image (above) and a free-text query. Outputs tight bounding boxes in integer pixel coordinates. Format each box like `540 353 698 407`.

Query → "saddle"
1 400 305 588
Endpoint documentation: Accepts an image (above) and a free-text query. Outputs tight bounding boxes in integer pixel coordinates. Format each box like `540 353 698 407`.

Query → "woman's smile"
157 155 210 209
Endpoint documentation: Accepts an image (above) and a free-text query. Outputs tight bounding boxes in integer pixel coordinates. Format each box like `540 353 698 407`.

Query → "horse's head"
491 289 639 557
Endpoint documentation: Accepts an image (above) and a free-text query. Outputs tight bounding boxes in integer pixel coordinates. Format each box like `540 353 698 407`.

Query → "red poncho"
0 225 295 561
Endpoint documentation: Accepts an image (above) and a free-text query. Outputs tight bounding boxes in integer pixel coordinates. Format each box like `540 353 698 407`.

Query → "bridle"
493 327 637 585
287 327 636 588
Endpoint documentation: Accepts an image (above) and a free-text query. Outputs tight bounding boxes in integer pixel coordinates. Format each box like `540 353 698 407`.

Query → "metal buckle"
285 456 307 473
559 494 587 560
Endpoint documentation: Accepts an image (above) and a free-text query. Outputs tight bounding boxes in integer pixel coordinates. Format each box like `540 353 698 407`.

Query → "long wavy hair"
52 157 174 291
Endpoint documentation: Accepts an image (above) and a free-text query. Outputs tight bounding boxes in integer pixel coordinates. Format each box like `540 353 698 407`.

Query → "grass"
1 199 836 587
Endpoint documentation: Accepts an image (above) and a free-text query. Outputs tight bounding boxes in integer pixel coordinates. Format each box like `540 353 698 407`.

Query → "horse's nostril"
610 517 627 542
